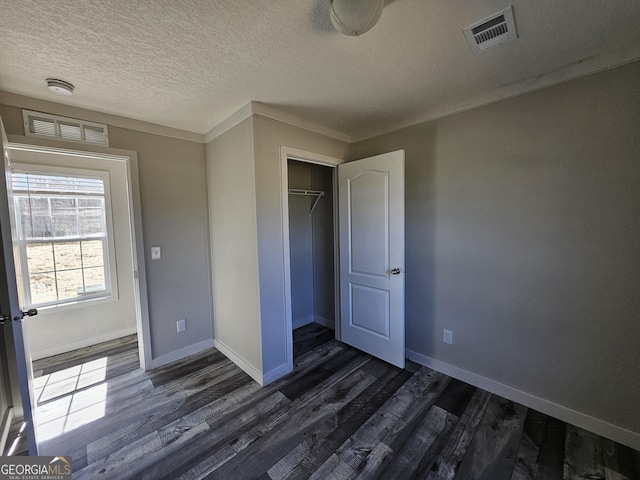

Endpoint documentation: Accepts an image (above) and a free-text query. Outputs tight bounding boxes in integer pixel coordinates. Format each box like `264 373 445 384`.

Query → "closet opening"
280 148 342 367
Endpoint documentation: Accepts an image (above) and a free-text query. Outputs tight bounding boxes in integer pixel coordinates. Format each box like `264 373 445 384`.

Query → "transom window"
11 168 115 308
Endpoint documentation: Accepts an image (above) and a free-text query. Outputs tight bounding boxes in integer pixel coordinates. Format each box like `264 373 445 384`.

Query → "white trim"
213 338 264 386
0 91 203 143
7 141 136 163
314 315 335 330
203 103 254 143
125 152 153 371
406 349 640 451
151 338 215 369
332 167 341 341
351 46 640 143
292 314 314 330
10 162 118 310
251 102 351 143
30 327 137 361
280 147 342 387
205 102 351 144
262 362 291 386
282 146 344 167
6 137 153 371
280 151 294 382
0 407 14 455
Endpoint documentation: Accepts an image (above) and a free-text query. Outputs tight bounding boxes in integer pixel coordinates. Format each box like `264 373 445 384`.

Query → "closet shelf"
288 188 325 217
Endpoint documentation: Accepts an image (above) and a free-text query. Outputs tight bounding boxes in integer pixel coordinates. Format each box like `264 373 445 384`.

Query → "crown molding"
0 91 204 143
250 102 351 143
203 102 254 144
6 46 638 147
204 101 351 144
351 46 640 143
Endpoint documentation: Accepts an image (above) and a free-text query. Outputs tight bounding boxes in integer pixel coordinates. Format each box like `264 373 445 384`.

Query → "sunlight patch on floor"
34 358 109 441
7 422 27 455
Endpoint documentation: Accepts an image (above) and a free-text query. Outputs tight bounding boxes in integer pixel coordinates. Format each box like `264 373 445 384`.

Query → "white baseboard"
30 327 138 361
151 339 215 369
314 315 335 330
406 349 640 451
292 314 314 330
0 407 14 455
213 338 264 386
262 362 292 386
293 315 335 330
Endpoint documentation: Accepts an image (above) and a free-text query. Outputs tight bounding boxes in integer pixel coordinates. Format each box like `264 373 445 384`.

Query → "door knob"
14 308 38 321
0 314 9 325
390 267 401 275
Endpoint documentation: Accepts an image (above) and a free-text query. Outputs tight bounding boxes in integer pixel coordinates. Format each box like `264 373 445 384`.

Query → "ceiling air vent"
463 6 517 55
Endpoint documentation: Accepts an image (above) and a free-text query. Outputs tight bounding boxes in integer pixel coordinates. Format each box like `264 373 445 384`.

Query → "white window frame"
11 162 119 310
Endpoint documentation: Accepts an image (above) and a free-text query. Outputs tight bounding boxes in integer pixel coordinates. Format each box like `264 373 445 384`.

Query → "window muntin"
12 170 114 308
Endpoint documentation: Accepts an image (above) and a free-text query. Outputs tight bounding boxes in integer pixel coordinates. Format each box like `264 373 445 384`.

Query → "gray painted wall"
351 61 640 436
108 127 210 358
288 160 314 324
0 102 212 361
287 160 335 326
205 118 263 372
310 164 334 324
253 115 349 377
205 116 347 382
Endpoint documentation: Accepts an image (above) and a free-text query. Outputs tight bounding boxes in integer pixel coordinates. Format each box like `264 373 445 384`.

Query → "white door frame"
280 147 344 370
6 136 153 371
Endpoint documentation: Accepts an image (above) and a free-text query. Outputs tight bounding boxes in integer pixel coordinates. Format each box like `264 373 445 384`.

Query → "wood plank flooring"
5 323 640 480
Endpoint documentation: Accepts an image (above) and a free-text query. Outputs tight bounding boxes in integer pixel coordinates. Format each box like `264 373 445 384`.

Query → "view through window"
12 170 112 307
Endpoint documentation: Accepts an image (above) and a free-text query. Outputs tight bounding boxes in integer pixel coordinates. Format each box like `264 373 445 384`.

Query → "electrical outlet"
177 318 186 333
443 329 453 345
151 246 162 260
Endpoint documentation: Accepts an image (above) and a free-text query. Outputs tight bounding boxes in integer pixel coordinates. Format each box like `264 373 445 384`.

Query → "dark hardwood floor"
5 323 639 479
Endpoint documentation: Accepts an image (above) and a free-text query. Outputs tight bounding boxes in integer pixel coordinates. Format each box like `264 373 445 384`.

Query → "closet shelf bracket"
309 195 323 217
288 188 325 217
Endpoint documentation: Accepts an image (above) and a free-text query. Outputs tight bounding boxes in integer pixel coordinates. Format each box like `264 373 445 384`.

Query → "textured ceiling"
1 0 640 140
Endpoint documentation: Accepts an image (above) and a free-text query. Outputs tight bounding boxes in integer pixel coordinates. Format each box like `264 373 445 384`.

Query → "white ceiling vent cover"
463 6 517 55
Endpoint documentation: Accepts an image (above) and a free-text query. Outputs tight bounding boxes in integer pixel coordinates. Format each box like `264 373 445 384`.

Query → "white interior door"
338 150 405 368
0 116 39 454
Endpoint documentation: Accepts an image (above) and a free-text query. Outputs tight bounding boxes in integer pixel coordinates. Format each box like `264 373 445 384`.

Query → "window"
11 168 115 308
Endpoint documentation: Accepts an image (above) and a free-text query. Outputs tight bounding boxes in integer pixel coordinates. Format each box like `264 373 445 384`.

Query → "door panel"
351 284 390 337
349 171 389 277
0 116 38 454
339 150 405 368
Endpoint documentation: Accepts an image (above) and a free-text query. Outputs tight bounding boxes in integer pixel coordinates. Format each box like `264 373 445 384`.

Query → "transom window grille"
22 110 109 146
11 169 114 308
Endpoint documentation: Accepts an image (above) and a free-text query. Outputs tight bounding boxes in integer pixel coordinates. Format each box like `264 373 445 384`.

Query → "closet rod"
288 188 324 196
288 188 325 216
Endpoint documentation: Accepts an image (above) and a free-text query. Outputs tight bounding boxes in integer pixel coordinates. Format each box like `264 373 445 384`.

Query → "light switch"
151 246 161 260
